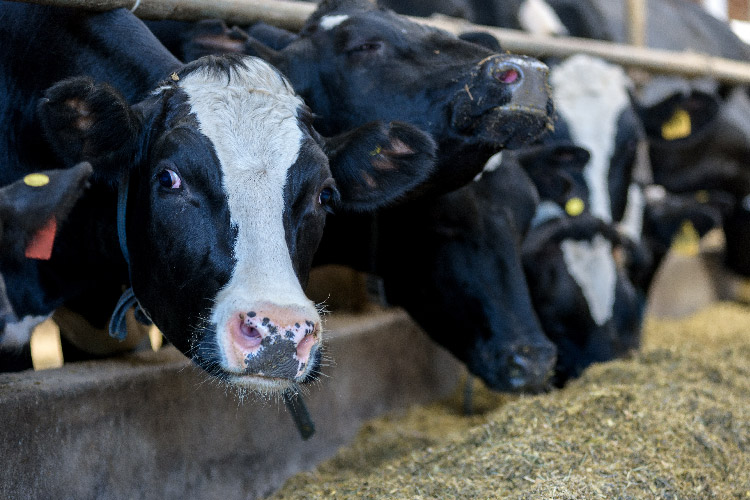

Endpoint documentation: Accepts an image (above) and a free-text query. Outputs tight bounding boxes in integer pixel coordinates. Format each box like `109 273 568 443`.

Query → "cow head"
522 210 644 386
0 162 92 343
37 55 435 392
180 0 553 195
550 55 643 224
637 79 750 275
379 162 556 392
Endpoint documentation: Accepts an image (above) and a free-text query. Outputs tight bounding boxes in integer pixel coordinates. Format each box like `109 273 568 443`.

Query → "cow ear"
37 77 141 179
637 91 720 142
323 121 436 212
182 20 255 60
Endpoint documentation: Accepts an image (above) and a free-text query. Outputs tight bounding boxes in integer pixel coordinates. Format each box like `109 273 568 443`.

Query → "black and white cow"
170 0 554 196
0 3 436 391
0 163 93 371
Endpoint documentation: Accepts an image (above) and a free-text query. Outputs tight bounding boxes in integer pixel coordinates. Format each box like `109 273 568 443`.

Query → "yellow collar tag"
671 220 700 257
661 108 691 141
23 173 50 187
565 197 585 217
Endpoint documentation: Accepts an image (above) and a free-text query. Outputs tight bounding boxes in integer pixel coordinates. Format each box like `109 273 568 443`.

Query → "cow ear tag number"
661 108 691 141
23 173 50 187
565 197 585 217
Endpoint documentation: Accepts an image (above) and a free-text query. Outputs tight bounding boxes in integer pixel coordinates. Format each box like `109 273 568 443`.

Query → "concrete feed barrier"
0 309 463 500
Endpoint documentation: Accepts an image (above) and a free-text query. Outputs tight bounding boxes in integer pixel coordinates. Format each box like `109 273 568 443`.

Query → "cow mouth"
455 101 553 148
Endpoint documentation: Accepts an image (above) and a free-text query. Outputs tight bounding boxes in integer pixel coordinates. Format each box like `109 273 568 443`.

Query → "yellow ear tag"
369 145 382 156
170 72 180 81
671 220 700 257
23 173 50 187
661 108 691 141
695 190 710 204
565 197 585 217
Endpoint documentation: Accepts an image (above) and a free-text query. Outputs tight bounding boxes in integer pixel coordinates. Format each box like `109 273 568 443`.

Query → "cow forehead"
551 55 631 222
177 58 306 177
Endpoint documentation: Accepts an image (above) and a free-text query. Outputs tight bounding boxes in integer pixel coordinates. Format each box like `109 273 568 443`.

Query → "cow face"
522 213 644 386
550 55 643 224
379 164 556 392
37 55 435 392
0 163 92 344
638 80 750 274
181 0 553 194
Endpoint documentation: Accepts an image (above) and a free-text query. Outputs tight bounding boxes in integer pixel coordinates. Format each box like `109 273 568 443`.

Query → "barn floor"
269 302 750 499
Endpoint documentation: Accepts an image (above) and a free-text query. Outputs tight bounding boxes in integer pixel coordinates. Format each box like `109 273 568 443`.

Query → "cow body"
0 3 436 392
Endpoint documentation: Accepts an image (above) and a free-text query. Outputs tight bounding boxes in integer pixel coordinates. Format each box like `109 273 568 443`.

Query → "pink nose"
226 304 320 380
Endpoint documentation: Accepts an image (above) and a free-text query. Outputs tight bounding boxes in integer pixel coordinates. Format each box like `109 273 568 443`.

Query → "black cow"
637 78 750 276
172 0 554 196
376 161 556 392
0 163 92 371
0 3 436 391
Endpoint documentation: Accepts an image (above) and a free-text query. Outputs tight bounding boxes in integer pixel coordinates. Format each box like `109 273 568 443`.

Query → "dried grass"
271 303 750 499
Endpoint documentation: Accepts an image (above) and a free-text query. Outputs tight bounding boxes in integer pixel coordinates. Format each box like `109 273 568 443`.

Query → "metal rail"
10 0 750 84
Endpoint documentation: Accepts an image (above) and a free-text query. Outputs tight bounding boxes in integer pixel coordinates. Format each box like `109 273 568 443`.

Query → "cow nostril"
239 322 262 342
495 67 521 84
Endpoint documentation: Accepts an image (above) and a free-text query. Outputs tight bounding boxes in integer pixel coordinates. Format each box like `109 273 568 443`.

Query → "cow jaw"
179 56 322 391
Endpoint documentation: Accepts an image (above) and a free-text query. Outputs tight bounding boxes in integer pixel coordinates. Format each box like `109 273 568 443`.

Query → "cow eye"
157 169 181 189
318 186 337 214
347 41 383 54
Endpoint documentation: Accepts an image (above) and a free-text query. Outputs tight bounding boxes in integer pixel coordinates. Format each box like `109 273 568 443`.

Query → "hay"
271 303 750 499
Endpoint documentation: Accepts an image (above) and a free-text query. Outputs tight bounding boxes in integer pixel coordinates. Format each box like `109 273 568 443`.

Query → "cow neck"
108 170 152 341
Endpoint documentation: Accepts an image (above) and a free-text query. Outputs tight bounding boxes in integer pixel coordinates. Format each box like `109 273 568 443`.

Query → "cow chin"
454 101 554 149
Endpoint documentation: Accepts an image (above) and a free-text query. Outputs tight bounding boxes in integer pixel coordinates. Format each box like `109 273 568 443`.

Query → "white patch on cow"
1 314 49 348
561 235 617 326
618 183 645 242
320 14 350 30
530 200 565 229
473 151 503 182
178 57 319 374
551 55 631 223
644 184 667 203
518 0 569 36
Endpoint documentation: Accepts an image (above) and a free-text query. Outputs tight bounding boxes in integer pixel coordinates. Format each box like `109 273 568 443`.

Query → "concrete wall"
0 310 463 500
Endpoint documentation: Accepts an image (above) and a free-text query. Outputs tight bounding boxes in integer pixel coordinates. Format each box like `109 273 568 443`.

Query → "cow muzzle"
221 302 321 390
451 55 552 147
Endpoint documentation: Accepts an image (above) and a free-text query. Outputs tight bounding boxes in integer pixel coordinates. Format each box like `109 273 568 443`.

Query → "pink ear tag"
25 217 57 260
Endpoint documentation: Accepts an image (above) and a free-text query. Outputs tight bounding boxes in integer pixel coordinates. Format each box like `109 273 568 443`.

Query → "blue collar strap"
108 171 152 341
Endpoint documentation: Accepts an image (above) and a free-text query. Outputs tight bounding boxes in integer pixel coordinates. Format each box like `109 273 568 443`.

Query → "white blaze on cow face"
551 55 631 223
320 14 350 30
518 0 569 36
178 57 320 386
561 234 617 326
618 183 645 242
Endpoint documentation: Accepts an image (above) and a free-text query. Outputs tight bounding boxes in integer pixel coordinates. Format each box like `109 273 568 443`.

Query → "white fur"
1 315 49 348
551 55 632 223
473 152 503 182
518 0 569 36
561 235 617 326
618 183 644 242
179 57 319 373
320 14 350 30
